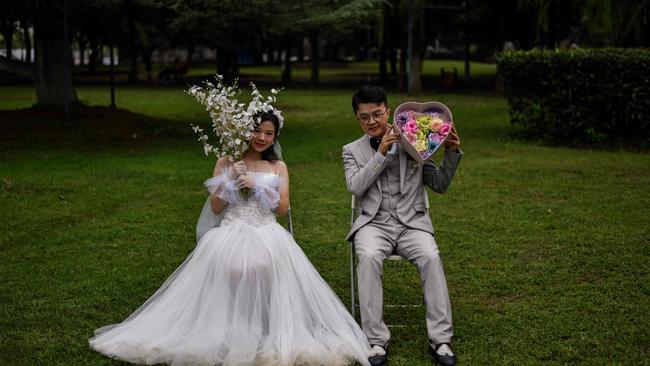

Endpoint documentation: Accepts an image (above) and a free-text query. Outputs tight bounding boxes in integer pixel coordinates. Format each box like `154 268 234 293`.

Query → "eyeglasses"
356 109 388 124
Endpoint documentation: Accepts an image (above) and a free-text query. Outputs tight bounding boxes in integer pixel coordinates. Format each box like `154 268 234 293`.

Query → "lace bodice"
221 200 277 227
204 169 283 227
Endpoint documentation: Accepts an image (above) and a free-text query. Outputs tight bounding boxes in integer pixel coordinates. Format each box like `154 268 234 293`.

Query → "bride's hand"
235 174 256 190
230 161 247 180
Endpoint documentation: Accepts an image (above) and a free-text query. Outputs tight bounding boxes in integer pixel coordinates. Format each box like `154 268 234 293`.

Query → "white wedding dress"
89 170 370 366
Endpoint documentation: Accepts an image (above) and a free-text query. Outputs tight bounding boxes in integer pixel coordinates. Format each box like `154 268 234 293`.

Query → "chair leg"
350 242 356 318
287 207 293 236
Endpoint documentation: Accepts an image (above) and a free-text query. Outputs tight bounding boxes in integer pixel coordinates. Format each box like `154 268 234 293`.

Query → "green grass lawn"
1 85 648 365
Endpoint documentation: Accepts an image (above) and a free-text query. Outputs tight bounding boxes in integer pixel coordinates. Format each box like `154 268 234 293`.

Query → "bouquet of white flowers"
188 75 283 160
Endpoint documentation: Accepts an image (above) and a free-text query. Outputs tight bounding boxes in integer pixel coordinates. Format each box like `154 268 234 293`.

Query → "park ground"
0 74 649 365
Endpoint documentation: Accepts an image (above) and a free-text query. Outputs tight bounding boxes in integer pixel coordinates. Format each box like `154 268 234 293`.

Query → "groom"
342 86 462 366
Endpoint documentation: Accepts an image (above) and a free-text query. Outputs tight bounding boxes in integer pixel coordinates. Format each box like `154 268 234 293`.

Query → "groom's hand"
378 125 399 155
444 123 461 152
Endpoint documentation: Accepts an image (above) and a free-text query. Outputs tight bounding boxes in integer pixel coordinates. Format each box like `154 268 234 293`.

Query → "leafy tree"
0 7 16 60
171 0 280 82
296 0 381 83
0 0 124 107
170 0 381 84
467 0 648 53
581 0 649 47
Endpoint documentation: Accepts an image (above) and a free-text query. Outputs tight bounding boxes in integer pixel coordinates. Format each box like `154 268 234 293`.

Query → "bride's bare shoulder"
270 160 287 168
270 160 288 175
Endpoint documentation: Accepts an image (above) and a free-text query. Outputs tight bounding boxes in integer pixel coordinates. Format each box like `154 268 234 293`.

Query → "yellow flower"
415 139 427 151
430 117 444 132
416 115 433 130
417 130 428 141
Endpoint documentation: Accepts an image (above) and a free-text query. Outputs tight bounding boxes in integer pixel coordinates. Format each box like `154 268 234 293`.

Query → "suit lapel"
358 135 374 164
356 135 382 193
399 145 407 192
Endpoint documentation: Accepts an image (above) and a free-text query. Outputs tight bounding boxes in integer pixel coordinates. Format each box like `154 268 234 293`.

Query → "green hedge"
497 48 650 145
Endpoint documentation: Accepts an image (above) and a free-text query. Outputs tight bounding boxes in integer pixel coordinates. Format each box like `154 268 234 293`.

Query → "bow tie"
369 137 381 151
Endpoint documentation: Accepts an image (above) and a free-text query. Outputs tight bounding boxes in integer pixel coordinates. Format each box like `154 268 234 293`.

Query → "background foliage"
497 48 650 145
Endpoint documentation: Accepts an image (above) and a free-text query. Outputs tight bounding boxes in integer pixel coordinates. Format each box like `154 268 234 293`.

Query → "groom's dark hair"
352 85 388 114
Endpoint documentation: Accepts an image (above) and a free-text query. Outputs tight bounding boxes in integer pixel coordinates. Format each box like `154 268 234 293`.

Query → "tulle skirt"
89 220 370 366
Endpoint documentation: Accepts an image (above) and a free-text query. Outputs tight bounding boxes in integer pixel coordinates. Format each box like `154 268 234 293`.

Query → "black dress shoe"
429 342 456 366
368 344 388 366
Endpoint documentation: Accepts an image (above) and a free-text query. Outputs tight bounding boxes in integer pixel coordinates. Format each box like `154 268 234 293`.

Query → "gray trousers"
354 216 453 346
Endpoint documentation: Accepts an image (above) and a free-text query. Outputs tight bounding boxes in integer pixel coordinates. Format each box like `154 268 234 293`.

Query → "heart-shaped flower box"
392 101 453 163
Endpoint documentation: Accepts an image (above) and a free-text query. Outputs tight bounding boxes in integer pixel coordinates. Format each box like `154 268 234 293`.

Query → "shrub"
497 48 650 146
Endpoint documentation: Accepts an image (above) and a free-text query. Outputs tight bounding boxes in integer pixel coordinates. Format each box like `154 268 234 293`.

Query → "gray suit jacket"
342 134 463 241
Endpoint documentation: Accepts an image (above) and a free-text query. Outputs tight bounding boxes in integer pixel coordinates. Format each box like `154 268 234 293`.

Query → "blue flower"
428 139 439 151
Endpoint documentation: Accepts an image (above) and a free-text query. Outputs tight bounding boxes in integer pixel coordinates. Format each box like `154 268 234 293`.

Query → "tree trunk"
386 3 397 76
408 52 422 94
271 47 279 63
406 2 421 94
233 51 239 77
396 3 407 91
464 34 470 85
217 45 238 83
142 49 153 81
462 0 470 85
325 41 339 62
379 44 387 84
126 0 139 83
324 42 332 61
309 31 319 84
187 44 195 64
109 45 116 108
398 47 407 91
88 39 98 74
546 0 558 49
78 37 86 65
378 1 388 84
22 21 32 63
252 47 263 64
2 21 13 60
281 37 292 84
298 35 305 62
34 26 78 106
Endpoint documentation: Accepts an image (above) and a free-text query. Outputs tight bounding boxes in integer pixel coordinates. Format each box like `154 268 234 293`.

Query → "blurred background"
1 0 647 106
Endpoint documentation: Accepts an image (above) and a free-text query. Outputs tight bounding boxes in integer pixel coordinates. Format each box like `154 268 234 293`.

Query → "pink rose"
438 123 451 136
404 119 418 133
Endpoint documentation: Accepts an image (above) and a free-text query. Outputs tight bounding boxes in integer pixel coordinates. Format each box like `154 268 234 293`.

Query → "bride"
89 111 371 366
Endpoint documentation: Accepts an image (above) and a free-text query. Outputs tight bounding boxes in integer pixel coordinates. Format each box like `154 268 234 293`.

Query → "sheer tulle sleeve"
203 167 241 205
254 185 280 212
252 173 284 212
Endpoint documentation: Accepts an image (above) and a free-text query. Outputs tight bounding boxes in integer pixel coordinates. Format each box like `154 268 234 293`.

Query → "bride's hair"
255 111 281 162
